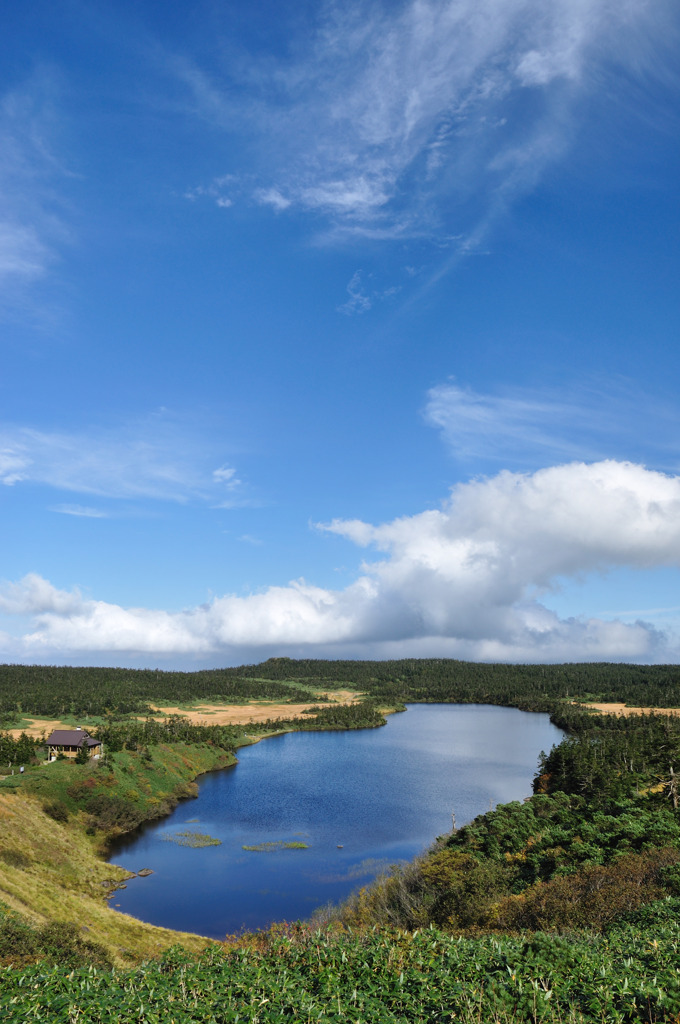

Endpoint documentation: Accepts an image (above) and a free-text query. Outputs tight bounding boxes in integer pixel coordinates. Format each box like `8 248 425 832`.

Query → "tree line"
2 658 680 724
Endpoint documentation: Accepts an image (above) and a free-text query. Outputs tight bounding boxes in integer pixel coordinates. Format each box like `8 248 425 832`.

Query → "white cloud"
3 461 680 664
0 417 246 505
212 465 240 487
337 269 402 313
184 178 234 208
180 0 671 242
254 188 292 211
337 270 372 314
50 504 108 518
0 223 51 280
0 447 31 485
0 573 82 617
424 380 680 467
0 71 73 308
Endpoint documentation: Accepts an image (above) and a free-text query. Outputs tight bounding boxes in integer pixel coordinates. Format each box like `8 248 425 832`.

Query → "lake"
108 704 564 937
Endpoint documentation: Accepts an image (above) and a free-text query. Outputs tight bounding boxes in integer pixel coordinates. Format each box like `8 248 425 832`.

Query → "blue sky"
1 0 679 667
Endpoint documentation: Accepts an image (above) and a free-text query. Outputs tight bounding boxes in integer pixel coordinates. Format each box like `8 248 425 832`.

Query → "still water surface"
109 704 563 937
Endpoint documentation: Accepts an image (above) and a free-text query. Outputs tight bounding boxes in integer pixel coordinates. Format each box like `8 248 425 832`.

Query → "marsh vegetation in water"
160 830 221 848
242 840 309 851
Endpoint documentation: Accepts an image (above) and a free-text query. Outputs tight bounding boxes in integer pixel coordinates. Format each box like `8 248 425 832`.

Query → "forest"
1 657 679 722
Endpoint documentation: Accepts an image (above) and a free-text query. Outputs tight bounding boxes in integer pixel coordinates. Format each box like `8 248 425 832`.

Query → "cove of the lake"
108 704 564 938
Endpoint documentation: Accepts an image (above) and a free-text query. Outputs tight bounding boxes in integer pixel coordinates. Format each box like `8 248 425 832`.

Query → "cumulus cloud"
0 573 82 617
2 460 680 664
180 0 672 242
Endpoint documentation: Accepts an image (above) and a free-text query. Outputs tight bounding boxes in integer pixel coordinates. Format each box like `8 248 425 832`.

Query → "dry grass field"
5 717 73 739
581 701 680 717
146 690 362 726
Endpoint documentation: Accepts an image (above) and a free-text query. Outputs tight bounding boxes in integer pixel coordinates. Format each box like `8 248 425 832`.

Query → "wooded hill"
1 657 679 722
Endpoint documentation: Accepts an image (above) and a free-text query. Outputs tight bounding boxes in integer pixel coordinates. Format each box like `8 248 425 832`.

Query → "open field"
147 690 362 726
581 701 680 716
5 717 73 739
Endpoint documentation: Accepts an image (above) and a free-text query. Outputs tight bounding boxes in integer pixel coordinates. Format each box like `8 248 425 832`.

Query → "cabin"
46 728 102 761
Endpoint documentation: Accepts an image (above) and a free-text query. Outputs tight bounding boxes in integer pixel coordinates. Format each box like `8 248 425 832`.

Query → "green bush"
42 799 69 823
0 908 111 969
84 793 145 832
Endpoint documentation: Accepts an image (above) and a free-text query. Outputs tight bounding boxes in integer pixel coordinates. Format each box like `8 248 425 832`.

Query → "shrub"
0 908 111 970
84 793 145 832
494 848 680 932
42 800 69 823
36 922 112 969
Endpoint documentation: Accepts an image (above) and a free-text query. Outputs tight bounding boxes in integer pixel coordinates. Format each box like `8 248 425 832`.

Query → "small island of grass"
161 830 221 848
242 840 309 852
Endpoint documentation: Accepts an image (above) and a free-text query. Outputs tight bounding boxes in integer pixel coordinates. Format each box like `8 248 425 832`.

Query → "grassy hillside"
0 790 214 967
0 733 244 965
2 905 680 1022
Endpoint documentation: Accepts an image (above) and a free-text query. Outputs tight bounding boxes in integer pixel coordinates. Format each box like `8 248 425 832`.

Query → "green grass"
7 742 235 838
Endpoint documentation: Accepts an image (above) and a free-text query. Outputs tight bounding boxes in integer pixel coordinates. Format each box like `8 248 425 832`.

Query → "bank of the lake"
108 704 564 937
0 704 390 963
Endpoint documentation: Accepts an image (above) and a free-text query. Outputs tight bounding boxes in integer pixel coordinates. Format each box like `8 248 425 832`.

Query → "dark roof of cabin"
46 730 100 747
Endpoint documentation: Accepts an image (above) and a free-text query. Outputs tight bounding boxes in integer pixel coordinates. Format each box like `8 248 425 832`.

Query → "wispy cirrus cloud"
2 460 680 664
337 270 372 315
0 416 248 506
425 380 680 468
179 0 675 244
50 504 109 519
0 70 74 311
337 269 402 314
